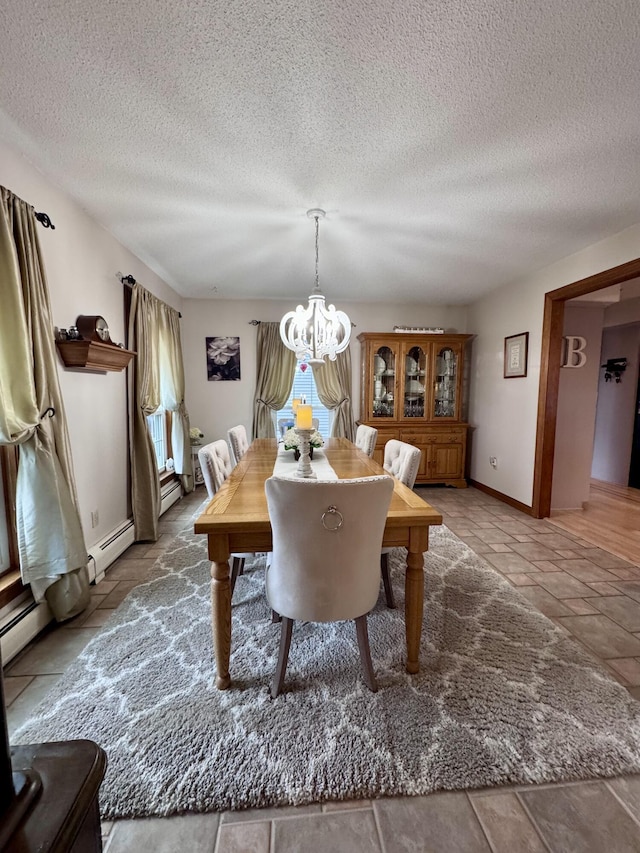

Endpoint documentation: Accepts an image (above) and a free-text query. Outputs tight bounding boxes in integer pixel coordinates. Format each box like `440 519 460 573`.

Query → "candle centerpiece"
293 403 315 478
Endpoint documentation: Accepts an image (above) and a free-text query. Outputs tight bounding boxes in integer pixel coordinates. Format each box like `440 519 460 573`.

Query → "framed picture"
504 332 529 378
206 336 241 381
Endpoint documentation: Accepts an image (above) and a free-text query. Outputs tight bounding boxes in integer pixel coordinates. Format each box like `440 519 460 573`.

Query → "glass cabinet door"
402 344 427 418
371 345 396 418
432 345 459 419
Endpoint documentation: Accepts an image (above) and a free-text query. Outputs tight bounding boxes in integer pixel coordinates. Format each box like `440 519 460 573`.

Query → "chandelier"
279 209 352 364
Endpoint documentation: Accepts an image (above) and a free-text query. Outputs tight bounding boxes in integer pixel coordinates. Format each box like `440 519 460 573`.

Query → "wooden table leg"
405 527 428 674
209 535 232 689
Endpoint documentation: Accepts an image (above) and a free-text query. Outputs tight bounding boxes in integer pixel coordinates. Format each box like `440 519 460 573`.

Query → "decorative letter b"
562 336 587 368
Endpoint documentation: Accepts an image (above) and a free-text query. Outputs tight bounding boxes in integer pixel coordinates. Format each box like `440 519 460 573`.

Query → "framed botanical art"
504 332 528 378
206 336 241 381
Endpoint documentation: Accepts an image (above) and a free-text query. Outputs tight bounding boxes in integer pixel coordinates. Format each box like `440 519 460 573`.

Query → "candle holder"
294 428 317 479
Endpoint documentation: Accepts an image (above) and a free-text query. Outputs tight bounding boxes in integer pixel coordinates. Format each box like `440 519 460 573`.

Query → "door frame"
532 256 640 518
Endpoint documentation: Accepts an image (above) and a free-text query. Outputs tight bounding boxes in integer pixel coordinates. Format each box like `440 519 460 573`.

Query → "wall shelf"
55 340 136 372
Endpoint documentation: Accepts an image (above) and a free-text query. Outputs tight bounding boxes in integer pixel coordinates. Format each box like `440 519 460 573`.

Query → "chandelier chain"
314 215 320 290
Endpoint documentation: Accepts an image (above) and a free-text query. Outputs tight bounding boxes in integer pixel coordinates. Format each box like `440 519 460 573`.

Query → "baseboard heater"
87 519 136 582
160 479 182 515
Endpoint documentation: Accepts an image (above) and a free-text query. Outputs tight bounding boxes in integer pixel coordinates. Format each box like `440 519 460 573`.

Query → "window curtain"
312 347 356 440
0 187 89 621
252 322 297 439
128 283 193 542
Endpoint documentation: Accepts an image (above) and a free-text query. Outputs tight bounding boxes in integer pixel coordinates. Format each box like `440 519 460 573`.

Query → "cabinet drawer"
400 429 464 445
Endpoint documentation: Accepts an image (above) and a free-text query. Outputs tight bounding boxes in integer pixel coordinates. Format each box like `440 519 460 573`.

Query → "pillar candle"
296 405 313 430
292 397 301 413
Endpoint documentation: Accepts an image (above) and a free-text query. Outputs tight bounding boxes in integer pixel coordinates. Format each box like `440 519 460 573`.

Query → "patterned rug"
12 521 640 819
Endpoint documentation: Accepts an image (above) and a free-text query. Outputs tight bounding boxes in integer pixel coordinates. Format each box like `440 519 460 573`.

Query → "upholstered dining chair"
227 424 249 466
380 439 422 608
264 475 394 698
198 439 251 596
355 424 378 457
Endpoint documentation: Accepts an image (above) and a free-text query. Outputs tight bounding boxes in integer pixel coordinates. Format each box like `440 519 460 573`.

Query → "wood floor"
548 479 640 567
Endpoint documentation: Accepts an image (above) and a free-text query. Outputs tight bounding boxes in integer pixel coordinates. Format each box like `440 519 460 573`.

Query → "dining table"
193 437 443 689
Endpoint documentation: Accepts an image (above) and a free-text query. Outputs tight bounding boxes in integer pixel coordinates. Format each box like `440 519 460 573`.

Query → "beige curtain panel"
128 283 193 542
312 347 356 440
0 186 89 621
252 322 297 439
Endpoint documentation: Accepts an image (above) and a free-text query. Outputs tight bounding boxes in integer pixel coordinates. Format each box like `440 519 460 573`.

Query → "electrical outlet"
489 456 498 469
91 509 99 528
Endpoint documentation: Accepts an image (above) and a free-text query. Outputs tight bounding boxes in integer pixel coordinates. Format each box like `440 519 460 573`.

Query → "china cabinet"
357 332 473 487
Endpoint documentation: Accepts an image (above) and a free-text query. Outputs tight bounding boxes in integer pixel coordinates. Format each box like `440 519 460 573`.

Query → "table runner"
272 443 338 479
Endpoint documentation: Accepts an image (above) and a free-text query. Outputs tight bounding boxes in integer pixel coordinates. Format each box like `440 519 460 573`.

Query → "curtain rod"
34 211 55 229
116 272 182 318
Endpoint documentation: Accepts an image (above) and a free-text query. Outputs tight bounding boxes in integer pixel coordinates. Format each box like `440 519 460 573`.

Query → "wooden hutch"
357 331 473 487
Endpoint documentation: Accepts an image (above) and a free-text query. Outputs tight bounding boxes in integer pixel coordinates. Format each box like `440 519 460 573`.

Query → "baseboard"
0 600 52 664
468 479 535 516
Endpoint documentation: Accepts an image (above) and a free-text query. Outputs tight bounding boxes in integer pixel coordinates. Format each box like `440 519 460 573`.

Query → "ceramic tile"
322 800 372 812
7 627 98 676
553 559 619 583
613 581 640 604
533 572 600 599
531 560 561 572
556 614 640 658
471 792 547 852
520 781 640 852
589 596 640 632
563 598 600 615
578 549 634 570
100 580 140 608
507 573 539 586
6 674 61 737
107 814 219 852
510 542 561 562
272 810 382 853
374 792 491 852
529 532 580 550
587 581 621 595
518 586 574 617
216 820 270 853
607 658 640 686
2 675 33 705
606 775 640 823
473 529 518 545
481 552 539 574
221 804 322 824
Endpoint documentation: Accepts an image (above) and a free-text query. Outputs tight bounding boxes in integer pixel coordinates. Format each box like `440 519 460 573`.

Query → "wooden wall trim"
468 479 534 516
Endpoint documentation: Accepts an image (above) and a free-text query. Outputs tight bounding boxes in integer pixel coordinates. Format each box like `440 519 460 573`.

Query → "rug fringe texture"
12 521 640 819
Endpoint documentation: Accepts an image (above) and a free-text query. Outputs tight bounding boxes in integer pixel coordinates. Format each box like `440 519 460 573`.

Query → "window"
276 365 332 438
0 446 25 608
147 409 172 471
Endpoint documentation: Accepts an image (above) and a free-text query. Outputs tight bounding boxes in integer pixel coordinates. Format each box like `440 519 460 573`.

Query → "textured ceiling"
1 0 640 304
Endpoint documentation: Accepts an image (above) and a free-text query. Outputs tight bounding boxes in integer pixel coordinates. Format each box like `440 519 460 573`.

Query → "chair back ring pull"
321 505 343 532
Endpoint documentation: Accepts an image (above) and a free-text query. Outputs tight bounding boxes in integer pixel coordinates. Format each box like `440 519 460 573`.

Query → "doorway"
533 257 640 518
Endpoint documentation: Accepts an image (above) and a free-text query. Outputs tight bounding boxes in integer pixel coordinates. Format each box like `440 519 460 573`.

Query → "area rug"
12 520 640 819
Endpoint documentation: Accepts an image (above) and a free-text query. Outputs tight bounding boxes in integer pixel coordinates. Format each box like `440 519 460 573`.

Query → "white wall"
0 138 184 552
592 323 640 484
181 300 469 445
467 221 640 507
551 305 604 509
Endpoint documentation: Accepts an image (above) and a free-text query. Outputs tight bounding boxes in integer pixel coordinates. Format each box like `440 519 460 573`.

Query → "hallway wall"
592 323 640 484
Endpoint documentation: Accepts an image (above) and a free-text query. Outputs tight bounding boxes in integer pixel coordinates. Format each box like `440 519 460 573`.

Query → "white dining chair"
264 475 394 698
227 424 249 466
355 424 378 457
381 439 422 608
198 439 252 596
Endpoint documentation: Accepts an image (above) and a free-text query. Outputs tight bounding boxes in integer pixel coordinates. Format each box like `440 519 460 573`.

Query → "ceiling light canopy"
279 209 351 365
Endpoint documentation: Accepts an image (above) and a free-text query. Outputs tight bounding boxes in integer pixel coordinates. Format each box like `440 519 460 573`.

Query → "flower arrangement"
283 428 324 453
189 426 204 445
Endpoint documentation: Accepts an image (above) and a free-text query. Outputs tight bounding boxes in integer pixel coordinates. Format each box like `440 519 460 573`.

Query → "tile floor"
4 484 640 852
